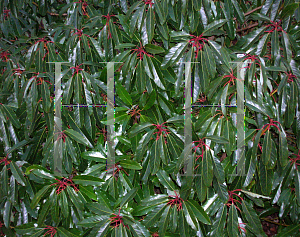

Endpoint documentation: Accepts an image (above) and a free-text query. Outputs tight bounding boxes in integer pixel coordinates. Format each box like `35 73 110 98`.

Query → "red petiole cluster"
290 186 296 193
167 191 183 211
244 54 261 69
269 71 296 102
75 0 89 17
73 28 89 41
152 232 159 237
226 189 243 212
152 122 170 142
107 163 129 180
265 20 286 34
3 9 10 20
189 34 208 59
223 69 237 87
238 223 247 234
197 93 207 103
284 71 297 83
128 106 141 124
110 209 129 228
0 154 10 166
101 93 107 101
102 14 116 39
289 149 300 168
259 117 281 135
193 138 211 162
0 221 4 237
144 0 154 6
264 54 271 60
43 226 57 237
55 131 67 143
35 37 54 60
132 42 153 60
12 67 24 77
30 73 52 87
102 14 115 26
70 64 83 77
1 68 6 76
51 178 78 195
0 50 10 62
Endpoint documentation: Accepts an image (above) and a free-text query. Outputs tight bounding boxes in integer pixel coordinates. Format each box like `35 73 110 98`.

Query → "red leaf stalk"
290 149 300 168
0 50 10 62
0 154 11 166
106 163 129 181
223 69 237 87
193 138 211 162
100 127 107 142
290 187 295 192
259 117 281 135
73 28 89 41
44 226 57 237
102 14 115 26
12 67 24 77
144 0 154 6
75 0 89 17
238 223 247 234
128 106 141 124
3 9 10 20
70 64 83 77
51 178 78 195
35 37 54 60
55 130 67 143
189 34 208 59
196 94 207 103
102 14 116 38
0 221 4 236
101 93 107 101
132 42 153 60
265 20 286 34
110 209 129 228
30 72 52 86
244 54 261 68
284 71 296 83
264 54 271 60
226 189 243 212
167 191 183 210
152 122 170 142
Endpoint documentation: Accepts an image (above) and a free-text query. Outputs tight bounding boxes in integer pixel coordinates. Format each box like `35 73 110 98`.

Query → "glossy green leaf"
119 160 142 170
156 169 176 191
116 83 132 106
72 175 104 185
227 204 239 237
242 200 265 236
64 129 94 148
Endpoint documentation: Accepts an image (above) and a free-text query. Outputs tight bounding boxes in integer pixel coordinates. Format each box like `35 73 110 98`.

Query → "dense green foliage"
0 0 300 236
